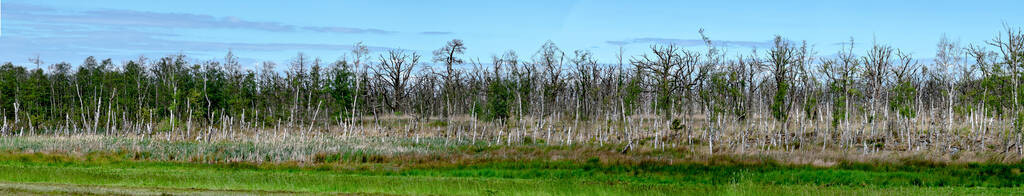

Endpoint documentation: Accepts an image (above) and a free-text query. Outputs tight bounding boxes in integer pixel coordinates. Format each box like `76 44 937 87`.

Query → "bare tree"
631 44 681 120
988 24 1024 136
935 34 962 132
738 48 764 122
891 49 920 149
862 40 894 139
29 55 43 70
287 53 309 127
350 42 370 123
374 50 420 113
433 39 466 120
818 38 859 149
570 49 598 120
535 41 565 117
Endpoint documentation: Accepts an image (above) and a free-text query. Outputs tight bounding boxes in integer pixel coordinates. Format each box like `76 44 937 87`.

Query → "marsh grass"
0 151 1021 195
3 113 1023 166
1 131 1022 195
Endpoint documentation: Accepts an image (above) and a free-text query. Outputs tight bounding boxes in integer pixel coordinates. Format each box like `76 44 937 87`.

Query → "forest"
1 25 1023 161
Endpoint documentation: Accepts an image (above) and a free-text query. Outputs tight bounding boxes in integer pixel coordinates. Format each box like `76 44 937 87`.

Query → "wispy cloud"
420 31 455 35
4 2 396 34
2 2 56 12
1 27 395 53
0 2 405 64
606 37 769 48
304 26 397 34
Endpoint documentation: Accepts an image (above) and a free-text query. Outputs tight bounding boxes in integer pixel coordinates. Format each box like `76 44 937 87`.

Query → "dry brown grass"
1 113 1021 165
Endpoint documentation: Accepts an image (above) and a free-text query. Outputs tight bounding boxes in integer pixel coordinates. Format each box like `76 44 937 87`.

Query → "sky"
0 0 1021 70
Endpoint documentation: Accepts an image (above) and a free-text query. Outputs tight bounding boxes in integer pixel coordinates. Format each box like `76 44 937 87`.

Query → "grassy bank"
0 152 1022 195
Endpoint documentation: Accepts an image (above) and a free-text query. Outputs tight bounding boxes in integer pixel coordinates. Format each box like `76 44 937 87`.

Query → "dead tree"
432 39 466 120
570 49 598 121
535 41 565 118
631 44 681 121
374 50 420 113
935 35 962 133
862 41 894 141
988 24 1024 155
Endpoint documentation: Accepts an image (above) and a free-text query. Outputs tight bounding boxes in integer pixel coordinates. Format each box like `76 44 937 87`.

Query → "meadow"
0 132 1021 195
2 22 1023 195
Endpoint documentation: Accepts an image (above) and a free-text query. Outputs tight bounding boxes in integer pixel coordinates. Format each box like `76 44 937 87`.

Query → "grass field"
0 151 1022 195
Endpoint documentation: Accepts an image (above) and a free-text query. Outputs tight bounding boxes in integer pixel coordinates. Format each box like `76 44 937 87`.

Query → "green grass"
0 153 1022 195
0 160 678 195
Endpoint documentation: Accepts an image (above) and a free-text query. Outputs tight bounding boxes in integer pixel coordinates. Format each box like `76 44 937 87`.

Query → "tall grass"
0 152 1020 195
0 116 1019 165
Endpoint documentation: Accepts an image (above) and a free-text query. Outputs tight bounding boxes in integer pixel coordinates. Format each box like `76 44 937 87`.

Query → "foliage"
484 79 513 121
771 82 789 122
889 81 918 118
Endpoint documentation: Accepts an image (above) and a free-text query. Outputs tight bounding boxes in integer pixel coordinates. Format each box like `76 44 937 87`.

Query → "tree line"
1 26 1022 150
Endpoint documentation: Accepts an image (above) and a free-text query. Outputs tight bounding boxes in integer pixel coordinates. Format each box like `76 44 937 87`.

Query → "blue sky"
1 0 1021 69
